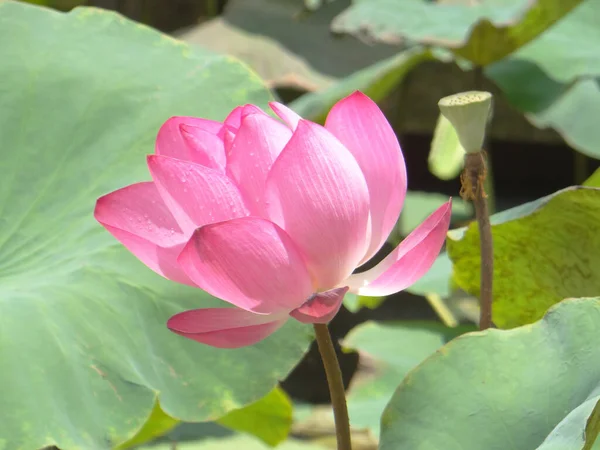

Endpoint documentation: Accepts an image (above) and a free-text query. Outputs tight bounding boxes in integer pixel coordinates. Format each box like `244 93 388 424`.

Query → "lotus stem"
473 66 496 214
460 151 494 330
313 323 352 450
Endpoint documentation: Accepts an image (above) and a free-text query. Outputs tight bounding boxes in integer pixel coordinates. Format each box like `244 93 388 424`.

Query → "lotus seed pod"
438 91 492 154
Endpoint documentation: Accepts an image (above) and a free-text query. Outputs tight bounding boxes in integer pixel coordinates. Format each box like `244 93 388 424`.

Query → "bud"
438 91 492 154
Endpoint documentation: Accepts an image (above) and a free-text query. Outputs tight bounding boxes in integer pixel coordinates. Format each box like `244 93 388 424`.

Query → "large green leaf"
487 58 600 159
138 432 328 450
135 421 329 449
452 0 584 66
483 0 600 159
178 0 399 93
117 402 179 450
380 298 600 450
331 0 582 66
332 0 524 45
523 78 600 159
0 3 312 449
447 187 600 328
344 321 474 436
489 0 600 83
17 0 83 10
216 387 293 447
119 388 293 449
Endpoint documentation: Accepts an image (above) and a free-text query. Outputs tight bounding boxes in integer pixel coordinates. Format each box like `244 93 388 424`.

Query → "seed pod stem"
460 151 494 331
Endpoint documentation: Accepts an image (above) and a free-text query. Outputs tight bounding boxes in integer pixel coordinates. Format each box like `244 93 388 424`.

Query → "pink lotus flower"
95 92 451 349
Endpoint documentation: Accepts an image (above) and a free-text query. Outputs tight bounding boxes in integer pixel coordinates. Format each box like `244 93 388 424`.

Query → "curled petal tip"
345 201 451 297
269 102 302 130
346 90 367 100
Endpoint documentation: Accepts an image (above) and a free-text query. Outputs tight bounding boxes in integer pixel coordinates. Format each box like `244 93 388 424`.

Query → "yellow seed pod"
438 91 492 154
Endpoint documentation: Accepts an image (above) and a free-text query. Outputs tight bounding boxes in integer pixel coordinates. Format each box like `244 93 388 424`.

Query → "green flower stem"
461 151 494 330
313 323 352 450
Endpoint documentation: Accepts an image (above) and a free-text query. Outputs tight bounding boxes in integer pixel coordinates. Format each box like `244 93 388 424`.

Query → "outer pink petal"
147 155 249 233
168 308 288 348
325 91 407 265
345 200 452 297
269 102 301 130
94 182 194 285
177 217 314 314
265 120 370 290
156 117 225 169
227 113 292 215
290 287 348 324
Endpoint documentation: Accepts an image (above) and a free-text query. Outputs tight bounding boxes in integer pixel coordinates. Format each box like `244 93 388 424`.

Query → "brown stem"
313 323 352 450
472 65 496 214
460 152 494 330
